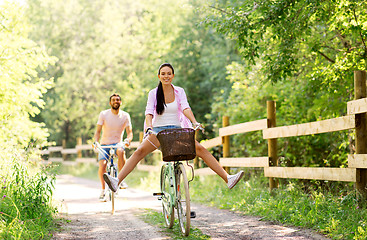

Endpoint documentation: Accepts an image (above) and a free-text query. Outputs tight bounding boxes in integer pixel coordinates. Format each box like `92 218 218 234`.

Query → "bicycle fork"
175 163 196 219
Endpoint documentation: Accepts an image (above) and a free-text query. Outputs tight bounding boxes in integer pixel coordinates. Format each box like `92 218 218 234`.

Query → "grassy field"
56 162 367 240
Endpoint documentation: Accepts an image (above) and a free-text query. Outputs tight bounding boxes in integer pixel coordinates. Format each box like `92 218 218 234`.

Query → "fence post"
222 115 230 174
62 139 66 161
267 100 278 191
354 70 367 199
77 137 82 159
139 131 145 164
194 131 199 168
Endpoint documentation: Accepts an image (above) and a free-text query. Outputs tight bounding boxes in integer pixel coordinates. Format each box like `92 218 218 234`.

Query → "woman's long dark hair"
156 63 174 115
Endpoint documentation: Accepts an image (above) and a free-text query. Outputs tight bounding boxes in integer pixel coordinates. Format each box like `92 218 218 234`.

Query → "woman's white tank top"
153 99 181 127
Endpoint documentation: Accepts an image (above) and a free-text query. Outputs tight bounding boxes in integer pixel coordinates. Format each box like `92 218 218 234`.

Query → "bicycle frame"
95 142 127 168
95 144 121 175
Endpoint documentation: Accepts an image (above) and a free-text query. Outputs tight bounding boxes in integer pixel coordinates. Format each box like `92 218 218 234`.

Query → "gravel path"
52 174 330 240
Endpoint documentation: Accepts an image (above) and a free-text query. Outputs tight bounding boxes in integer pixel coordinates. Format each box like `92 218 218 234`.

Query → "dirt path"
52 175 330 240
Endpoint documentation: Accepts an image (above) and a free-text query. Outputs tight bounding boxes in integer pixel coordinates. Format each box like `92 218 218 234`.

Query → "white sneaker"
120 181 128 189
227 171 244 189
103 173 119 192
99 190 107 202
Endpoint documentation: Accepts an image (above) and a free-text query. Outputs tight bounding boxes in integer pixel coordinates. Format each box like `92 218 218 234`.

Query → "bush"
0 147 58 240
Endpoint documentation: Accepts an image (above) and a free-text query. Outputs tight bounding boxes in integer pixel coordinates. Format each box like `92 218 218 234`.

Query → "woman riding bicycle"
104 63 244 192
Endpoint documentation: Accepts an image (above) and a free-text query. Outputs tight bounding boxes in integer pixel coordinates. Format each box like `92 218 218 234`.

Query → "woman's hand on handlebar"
144 127 154 139
192 122 204 132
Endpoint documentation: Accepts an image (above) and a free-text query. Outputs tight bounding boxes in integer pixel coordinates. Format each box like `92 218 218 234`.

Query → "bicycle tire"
110 166 116 214
176 163 190 236
160 164 174 228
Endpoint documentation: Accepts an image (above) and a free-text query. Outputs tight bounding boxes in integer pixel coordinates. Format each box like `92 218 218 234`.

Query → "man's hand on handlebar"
122 138 130 148
92 141 100 152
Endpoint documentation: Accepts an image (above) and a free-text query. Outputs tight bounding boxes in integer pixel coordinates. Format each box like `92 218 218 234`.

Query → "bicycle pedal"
190 211 196 218
153 192 163 196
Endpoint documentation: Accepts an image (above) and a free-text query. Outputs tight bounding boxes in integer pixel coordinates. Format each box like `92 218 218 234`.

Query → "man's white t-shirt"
97 109 131 145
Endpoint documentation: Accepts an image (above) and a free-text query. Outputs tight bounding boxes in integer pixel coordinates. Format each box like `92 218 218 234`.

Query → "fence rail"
262 115 355 139
219 119 268 136
41 141 142 165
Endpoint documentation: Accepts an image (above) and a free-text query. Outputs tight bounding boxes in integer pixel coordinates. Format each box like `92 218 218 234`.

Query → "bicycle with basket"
153 127 201 236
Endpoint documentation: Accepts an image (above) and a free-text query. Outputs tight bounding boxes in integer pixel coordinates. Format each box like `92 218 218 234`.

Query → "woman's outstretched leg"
104 134 160 192
195 141 244 189
195 141 228 182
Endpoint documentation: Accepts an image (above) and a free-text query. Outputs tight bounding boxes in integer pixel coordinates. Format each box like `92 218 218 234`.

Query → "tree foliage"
162 0 244 137
0 1 56 148
205 0 367 167
205 0 366 82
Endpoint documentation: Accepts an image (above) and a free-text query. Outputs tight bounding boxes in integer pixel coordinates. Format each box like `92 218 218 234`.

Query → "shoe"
227 171 244 189
103 173 119 192
120 181 128 189
99 190 107 202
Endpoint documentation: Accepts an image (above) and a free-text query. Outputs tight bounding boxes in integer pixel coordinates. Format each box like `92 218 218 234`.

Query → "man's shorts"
98 143 120 161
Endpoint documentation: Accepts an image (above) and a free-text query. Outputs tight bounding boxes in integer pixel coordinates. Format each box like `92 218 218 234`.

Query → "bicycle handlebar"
193 124 204 132
144 123 204 139
93 141 128 157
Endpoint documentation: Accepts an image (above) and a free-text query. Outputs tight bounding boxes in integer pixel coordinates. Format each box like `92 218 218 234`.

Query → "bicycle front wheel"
160 164 174 228
176 163 190 236
110 166 117 214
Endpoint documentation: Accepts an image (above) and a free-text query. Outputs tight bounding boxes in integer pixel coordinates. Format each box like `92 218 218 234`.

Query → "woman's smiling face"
158 66 174 86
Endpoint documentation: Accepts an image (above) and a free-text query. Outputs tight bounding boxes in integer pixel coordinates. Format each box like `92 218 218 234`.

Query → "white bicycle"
93 141 129 214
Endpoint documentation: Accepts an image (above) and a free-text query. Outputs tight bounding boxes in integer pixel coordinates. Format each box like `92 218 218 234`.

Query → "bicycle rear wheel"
176 163 190 236
160 164 174 228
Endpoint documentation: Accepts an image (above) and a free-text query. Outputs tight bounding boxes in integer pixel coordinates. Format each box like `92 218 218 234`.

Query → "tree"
0 1 56 148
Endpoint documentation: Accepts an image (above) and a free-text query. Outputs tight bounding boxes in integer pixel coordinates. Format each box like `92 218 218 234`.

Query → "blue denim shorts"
152 125 181 135
98 143 119 161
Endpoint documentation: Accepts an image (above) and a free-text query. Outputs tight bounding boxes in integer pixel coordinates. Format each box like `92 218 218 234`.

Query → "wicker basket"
156 128 196 162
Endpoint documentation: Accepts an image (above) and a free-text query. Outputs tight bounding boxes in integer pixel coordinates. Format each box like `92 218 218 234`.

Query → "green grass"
139 209 210 239
189 173 367 240
0 149 59 240
55 162 100 181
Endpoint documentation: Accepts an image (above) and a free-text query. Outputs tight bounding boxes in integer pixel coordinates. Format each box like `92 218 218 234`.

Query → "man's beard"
112 103 120 110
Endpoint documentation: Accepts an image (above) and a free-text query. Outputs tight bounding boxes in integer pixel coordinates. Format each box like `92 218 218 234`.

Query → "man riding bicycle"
93 93 133 202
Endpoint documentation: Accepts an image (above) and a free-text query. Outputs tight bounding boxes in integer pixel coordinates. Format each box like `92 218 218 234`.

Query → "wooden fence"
204 70 366 193
195 71 367 193
40 71 367 194
40 140 146 165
